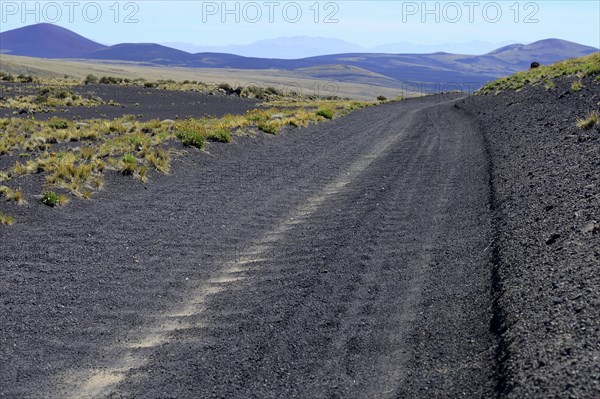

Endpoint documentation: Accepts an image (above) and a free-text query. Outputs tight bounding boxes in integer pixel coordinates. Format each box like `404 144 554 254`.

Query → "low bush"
84 74 98 84
41 191 58 207
99 76 123 85
218 82 232 92
258 120 281 135
207 128 231 143
316 108 334 119
176 124 206 149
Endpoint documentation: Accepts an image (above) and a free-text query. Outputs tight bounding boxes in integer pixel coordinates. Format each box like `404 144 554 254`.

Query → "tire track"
1 94 495 398
49 103 429 398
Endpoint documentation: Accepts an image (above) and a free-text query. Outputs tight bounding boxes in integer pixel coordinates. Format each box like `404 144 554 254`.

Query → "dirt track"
1 94 498 397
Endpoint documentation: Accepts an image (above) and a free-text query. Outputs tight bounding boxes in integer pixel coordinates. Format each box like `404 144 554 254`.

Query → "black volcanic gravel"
0 94 498 397
0 84 259 121
459 75 600 398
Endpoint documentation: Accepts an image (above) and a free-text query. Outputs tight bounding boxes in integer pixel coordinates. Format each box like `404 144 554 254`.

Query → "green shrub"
316 108 334 119
99 76 123 85
56 90 70 99
84 74 98 84
17 74 33 83
207 128 231 143
242 85 266 99
377 95 387 101
176 127 205 149
258 121 281 135
41 191 58 207
122 153 136 164
266 86 281 95
120 153 137 175
246 110 269 123
218 82 232 91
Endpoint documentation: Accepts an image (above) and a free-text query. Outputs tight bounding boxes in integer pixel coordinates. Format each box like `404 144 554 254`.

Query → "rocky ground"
459 75 600 398
0 83 258 121
1 74 598 398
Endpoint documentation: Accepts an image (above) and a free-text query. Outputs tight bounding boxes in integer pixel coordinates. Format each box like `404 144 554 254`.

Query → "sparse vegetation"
84 74 98 84
48 118 70 130
0 85 115 111
99 76 124 85
0 88 375 223
41 191 59 207
0 72 33 83
0 185 26 204
576 110 599 130
207 129 231 143
316 108 334 119
258 120 282 135
478 53 600 95
218 82 232 92
377 95 388 102
571 80 583 92
176 123 206 149
0 211 16 225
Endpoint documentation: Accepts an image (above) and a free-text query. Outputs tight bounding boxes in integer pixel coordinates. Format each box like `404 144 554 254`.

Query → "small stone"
546 233 561 245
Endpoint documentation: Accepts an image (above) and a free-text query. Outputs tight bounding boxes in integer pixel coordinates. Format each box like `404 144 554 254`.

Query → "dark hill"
84 43 194 64
484 38 597 68
0 23 106 58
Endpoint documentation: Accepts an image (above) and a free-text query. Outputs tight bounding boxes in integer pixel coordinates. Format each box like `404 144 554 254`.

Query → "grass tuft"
0 211 16 225
1 186 26 204
576 111 599 129
145 148 171 173
571 80 583 92
120 153 137 175
48 118 70 130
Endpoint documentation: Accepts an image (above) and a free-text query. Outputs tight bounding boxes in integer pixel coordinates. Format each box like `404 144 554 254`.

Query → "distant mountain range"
161 38 515 59
1 23 597 88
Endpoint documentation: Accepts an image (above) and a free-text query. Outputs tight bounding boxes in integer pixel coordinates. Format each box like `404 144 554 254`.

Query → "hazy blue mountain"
162 36 366 59
371 40 514 55
162 38 514 58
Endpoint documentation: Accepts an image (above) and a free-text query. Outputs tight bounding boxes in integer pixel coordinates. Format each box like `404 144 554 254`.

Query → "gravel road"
1 94 497 398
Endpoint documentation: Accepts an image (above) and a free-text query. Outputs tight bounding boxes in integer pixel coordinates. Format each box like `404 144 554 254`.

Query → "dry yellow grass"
0 96 374 223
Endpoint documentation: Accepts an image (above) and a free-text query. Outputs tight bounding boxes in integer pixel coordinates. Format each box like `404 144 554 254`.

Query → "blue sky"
1 1 598 48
